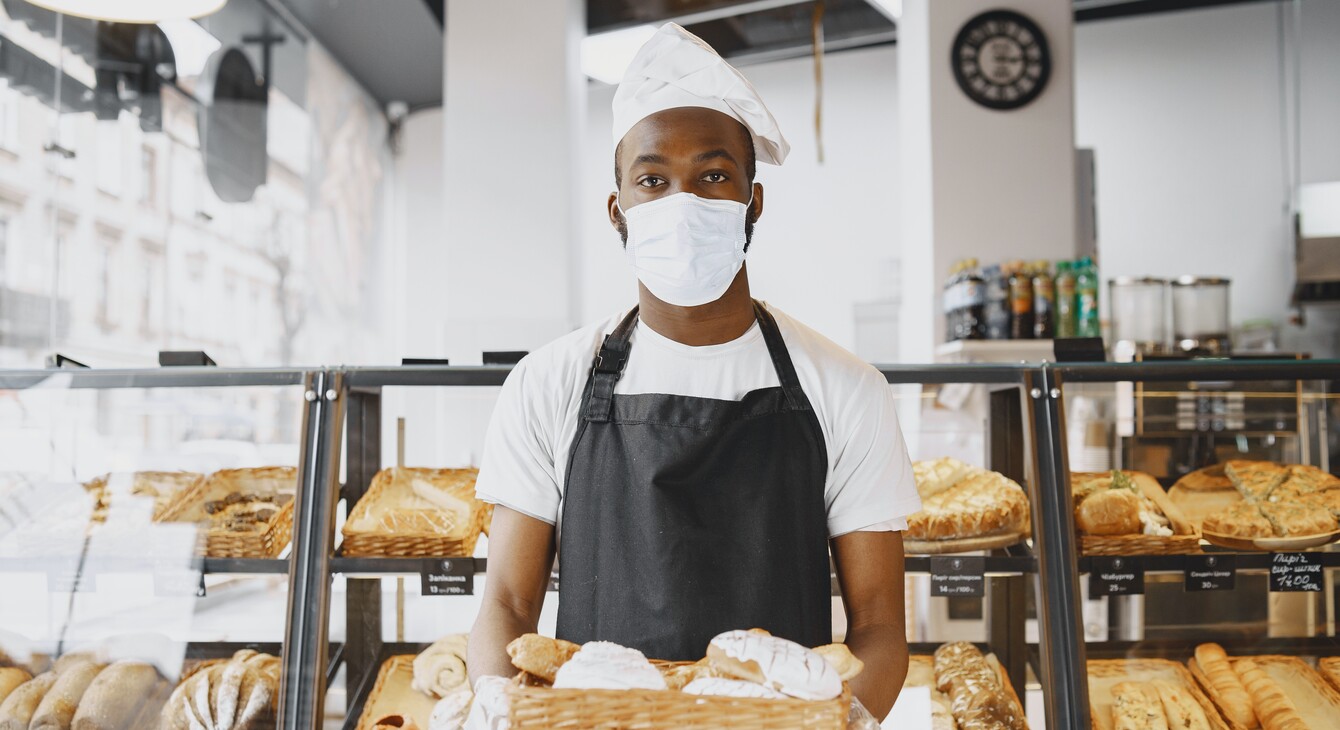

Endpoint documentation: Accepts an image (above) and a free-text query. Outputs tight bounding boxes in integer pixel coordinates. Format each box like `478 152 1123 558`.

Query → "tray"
1201 528 1340 552
904 531 1027 555
342 467 483 558
157 467 297 558
508 662 851 730
354 655 439 730
1075 471 1202 556
1232 655 1340 730
1087 658 1229 730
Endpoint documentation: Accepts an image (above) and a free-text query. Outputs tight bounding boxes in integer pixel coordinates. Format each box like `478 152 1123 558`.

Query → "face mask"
619 191 750 308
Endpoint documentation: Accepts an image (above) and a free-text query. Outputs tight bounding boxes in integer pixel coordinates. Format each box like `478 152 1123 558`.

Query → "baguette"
31 660 106 730
0 668 32 706
1112 682 1169 730
1151 680 1212 730
71 661 162 730
1193 643 1257 729
0 671 57 729
1234 659 1308 730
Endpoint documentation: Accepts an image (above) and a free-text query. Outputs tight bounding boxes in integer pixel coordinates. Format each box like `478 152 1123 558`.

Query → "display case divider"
343 384 385 711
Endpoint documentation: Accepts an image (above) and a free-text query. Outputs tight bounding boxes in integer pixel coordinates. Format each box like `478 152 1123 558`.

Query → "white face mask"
619 191 751 308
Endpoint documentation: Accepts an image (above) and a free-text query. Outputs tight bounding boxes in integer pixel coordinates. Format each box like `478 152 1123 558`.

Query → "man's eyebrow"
694 148 737 164
632 153 667 166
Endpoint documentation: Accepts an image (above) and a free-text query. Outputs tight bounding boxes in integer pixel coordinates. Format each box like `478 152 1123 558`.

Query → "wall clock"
951 9 1051 111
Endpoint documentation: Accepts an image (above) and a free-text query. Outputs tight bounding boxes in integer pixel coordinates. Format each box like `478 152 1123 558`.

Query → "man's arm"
831 529 908 720
468 506 557 683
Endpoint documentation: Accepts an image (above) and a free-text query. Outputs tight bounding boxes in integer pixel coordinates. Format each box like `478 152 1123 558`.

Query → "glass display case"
1048 359 1340 730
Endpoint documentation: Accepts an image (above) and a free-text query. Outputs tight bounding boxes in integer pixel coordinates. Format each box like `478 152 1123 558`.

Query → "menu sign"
421 558 474 596
1269 552 1323 593
1089 556 1144 596
1185 554 1235 592
930 556 986 598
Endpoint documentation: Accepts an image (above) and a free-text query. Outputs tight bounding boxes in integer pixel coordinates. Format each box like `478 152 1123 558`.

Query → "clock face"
951 10 1051 111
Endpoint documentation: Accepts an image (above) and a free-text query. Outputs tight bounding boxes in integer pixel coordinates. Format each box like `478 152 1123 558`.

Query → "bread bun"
1076 489 1142 535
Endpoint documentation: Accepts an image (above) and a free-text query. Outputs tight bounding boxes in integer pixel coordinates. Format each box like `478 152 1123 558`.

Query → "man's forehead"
619 107 752 160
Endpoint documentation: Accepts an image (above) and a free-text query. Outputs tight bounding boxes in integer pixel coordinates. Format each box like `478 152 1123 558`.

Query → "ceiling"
275 0 1271 110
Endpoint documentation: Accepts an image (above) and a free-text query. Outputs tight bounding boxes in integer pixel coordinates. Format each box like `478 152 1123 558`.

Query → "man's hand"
831 529 909 720
468 506 557 684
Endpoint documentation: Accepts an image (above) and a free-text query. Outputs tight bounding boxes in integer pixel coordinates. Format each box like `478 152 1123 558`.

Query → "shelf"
0 367 309 390
0 556 288 575
331 556 486 575
1077 550 1340 574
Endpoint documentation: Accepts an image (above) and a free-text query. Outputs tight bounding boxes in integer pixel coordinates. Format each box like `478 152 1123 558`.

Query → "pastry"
373 716 421 729
1233 659 1308 730
1224 461 1289 503
505 634 580 684
813 644 864 681
345 468 480 537
1319 657 1340 695
1299 489 1340 519
412 635 469 699
552 642 666 691
1275 465 1340 497
681 677 789 699
1111 682 1168 730
0 671 57 729
913 458 978 499
162 467 296 536
1202 502 1274 539
932 642 1027 730
706 630 841 701
661 661 719 691
71 661 167 730
85 472 201 522
1151 680 1211 730
907 471 1030 541
1076 489 1142 535
0 668 31 705
1191 643 1257 729
1258 501 1337 537
428 690 472 730
159 650 279 730
31 659 106 730
1173 465 1234 492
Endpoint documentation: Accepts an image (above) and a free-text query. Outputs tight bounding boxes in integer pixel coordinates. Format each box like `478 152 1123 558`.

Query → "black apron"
555 299 831 661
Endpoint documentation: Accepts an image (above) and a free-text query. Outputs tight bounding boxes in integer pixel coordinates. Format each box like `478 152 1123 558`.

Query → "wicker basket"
1074 471 1202 556
1089 658 1227 730
509 662 852 730
158 467 297 558
341 467 484 558
354 655 439 730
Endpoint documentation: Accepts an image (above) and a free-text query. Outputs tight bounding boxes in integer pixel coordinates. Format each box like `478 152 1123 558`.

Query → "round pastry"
551 642 667 691
705 630 841 701
428 689 473 730
813 644 864 681
413 635 470 699
661 661 719 691
682 677 788 699
1075 489 1141 535
505 634 580 684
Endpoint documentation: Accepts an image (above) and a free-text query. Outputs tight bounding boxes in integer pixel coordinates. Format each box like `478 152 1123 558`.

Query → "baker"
467 23 921 721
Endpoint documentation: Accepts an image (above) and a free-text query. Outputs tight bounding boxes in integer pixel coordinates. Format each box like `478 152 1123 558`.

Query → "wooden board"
1168 486 1243 529
1087 659 1229 730
356 655 439 730
1242 655 1340 730
904 531 1026 555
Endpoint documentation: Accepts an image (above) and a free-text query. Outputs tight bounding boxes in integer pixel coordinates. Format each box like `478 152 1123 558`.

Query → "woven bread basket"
1074 471 1202 556
508 662 852 730
341 467 484 558
158 467 297 558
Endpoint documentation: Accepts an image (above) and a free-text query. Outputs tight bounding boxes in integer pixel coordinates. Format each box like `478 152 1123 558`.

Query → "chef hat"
612 23 789 166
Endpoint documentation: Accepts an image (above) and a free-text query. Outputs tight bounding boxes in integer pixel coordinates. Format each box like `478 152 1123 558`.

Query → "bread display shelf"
1075 471 1203 556
1088 658 1229 730
341 467 485 558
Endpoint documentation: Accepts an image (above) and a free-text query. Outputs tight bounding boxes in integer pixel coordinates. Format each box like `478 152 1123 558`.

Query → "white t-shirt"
475 303 922 538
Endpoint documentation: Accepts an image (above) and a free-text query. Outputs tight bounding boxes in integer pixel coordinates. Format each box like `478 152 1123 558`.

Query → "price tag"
1185 554 1235 592
1088 556 1144 596
930 556 986 598
154 569 206 598
421 559 474 596
1269 552 1323 593
548 570 560 592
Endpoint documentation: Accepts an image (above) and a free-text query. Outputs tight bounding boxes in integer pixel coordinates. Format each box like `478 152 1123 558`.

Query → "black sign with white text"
1089 556 1144 596
930 556 986 597
1269 552 1323 593
1185 554 1235 592
421 558 474 596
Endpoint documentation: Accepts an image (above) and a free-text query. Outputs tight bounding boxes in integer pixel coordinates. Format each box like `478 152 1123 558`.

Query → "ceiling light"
157 18 221 78
582 24 657 85
24 0 227 24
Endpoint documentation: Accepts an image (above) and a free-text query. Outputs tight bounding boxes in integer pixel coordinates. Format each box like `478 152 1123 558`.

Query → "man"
467 23 920 721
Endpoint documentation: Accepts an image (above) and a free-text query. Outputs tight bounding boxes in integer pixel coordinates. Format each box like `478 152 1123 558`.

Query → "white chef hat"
612 23 789 166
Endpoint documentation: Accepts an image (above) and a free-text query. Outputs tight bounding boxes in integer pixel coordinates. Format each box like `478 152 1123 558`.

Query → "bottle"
1008 260 1034 339
962 258 985 340
1076 256 1101 338
984 263 1011 340
1032 260 1055 339
943 261 962 341
1055 261 1076 338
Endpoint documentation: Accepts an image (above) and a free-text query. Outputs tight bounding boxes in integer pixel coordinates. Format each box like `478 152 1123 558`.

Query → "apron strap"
752 300 813 412
585 306 641 422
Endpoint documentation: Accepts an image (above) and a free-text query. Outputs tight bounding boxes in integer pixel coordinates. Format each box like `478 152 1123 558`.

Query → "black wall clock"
951 9 1051 111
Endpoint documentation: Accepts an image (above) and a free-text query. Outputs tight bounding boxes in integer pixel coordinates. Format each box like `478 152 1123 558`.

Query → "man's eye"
638 176 664 187
704 173 728 183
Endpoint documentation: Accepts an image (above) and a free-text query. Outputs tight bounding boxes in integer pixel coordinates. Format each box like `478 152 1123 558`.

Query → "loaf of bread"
933 642 1027 730
159 650 279 730
1151 680 1211 730
0 668 32 706
506 634 580 684
1111 682 1168 730
1192 643 1256 729
1076 489 1142 535
0 671 57 729
71 661 168 730
1234 659 1308 730
31 659 106 730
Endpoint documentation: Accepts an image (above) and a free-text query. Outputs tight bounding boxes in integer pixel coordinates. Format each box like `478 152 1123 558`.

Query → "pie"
912 457 976 499
1171 464 1233 492
1224 460 1289 503
906 469 1030 541
1299 489 1340 519
1202 502 1273 539
1258 502 1337 537
1273 465 1340 498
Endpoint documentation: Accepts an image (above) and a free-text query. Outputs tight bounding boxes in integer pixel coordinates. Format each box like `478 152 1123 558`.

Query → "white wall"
580 45 903 351
1075 0 1340 325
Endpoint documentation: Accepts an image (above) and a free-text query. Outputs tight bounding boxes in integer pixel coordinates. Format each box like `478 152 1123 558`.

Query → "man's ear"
749 182 764 223
607 191 624 232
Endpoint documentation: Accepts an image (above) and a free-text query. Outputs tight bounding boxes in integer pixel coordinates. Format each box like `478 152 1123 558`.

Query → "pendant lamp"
23 0 226 23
